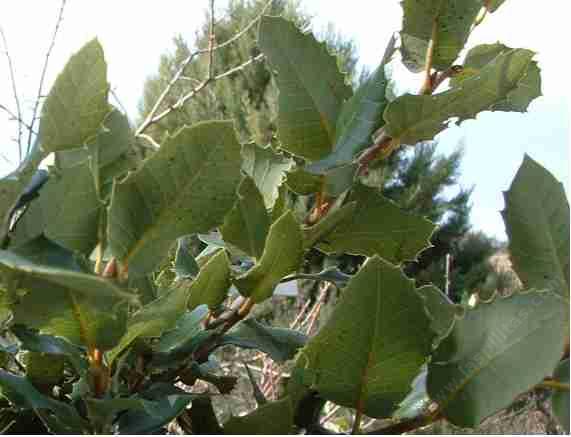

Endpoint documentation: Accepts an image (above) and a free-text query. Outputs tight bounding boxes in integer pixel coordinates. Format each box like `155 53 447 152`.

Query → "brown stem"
102 257 117 278
419 17 438 95
88 348 109 397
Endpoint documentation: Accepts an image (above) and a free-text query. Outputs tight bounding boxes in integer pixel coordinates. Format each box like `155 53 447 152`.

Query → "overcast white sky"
0 1 569 240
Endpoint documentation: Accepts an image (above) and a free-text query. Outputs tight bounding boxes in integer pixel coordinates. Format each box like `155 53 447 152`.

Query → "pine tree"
138 0 358 145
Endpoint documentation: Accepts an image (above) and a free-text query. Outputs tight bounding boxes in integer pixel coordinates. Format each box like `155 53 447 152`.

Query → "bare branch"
27 0 66 155
0 26 23 161
0 103 38 136
135 0 273 139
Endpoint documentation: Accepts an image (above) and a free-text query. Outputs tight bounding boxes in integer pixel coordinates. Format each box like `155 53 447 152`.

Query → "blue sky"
0 0 569 240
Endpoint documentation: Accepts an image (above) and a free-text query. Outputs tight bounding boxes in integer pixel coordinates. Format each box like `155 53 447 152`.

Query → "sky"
0 0 569 241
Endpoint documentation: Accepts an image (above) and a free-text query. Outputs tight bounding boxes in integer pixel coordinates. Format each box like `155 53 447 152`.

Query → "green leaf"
293 256 433 418
234 211 303 303
306 36 396 174
451 43 542 112
427 291 568 427
315 184 435 264
11 163 102 255
218 318 307 363
108 120 242 276
84 397 148 432
223 397 295 435
186 250 231 311
23 351 65 387
400 0 482 72
117 383 198 434
221 177 270 259
502 155 569 299
551 359 570 433
39 38 110 152
241 143 293 209
106 284 194 364
394 366 431 420
384 48 538 146
0 237 135 350
173 237 200 280
258 16 352 161
11 325 88 375
0 139 47 245
0 369 87 434
152 305 208 354
285 168 323 195
419 286 459 339
302 201 357 250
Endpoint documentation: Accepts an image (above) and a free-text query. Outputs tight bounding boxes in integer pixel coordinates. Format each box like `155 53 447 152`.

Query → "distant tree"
138 0 358 145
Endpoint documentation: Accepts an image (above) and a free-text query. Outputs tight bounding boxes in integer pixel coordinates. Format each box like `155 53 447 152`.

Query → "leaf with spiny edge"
427 290 567 427
502 155 569 300
384 48 539 147
107 121 242 277
258 16 352 161
291 256 434 418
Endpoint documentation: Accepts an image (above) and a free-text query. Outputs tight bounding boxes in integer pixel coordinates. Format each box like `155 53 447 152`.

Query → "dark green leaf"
117 383 198 434
292 257 433 418
223 397 295 434
400 0 482 72
108 121 242 276
188 397 223 434
306 35 396 174
384 48 539 146
153 305 208 354
428 291 567 427
258 16 352 161
502 155 569 299
315 184 435 264
11 325 88 375
551 359 569 433
234 211 303 302
39 38 109 152
0 369 87 433
302 201 357 250
419 286 459 340
221 177 269 259
218 318 307 363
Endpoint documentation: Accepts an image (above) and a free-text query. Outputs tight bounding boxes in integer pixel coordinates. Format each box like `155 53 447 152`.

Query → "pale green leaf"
315 184 435 264
258 16 352 160
108 120 242 276
241 143 292 208
221 176 270 259
234 211 303 303
292 256 433 418
11 163 102 255
173 237 199 280
0 237 135 350
384 48 538 146
285 167 322 195
502 155 569 299
39 38 109 152
186 249 231 311
400 0 482 72
428 291 567 427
